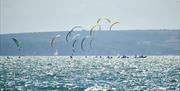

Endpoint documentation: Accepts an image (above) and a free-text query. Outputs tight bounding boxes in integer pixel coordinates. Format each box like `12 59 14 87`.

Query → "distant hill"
0 30 179 56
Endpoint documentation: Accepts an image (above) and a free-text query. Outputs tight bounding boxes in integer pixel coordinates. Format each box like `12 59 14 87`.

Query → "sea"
0 30 180 91
0 56 180 91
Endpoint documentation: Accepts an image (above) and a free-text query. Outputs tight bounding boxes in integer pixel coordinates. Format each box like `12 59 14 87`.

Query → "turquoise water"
0 56 180 91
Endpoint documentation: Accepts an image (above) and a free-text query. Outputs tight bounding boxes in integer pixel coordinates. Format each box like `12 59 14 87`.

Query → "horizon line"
0 29 180 35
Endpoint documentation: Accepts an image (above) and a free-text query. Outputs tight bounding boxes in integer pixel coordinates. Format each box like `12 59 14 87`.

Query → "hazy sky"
0 0 180 34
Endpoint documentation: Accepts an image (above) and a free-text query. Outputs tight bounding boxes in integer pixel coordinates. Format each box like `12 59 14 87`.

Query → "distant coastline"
0 30 179 56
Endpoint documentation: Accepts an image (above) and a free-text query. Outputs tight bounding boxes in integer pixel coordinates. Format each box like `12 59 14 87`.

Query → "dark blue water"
0 56 180 91
0 30 180 56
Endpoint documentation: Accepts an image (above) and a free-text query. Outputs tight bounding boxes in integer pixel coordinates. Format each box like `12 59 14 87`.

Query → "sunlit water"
0 56 180 91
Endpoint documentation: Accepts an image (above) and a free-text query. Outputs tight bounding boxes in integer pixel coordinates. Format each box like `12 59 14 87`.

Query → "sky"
0 0 180 34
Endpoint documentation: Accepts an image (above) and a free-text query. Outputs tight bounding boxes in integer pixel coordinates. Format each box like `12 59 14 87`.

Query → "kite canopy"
89 37 94 49
90 17 112 35
72 39 78 53
109 22 120 31
51 35 61 48
72 34 81 40
97 17 111 24
81 36 90 51
66 26 83 42
90 24 100 36
11 38 21 50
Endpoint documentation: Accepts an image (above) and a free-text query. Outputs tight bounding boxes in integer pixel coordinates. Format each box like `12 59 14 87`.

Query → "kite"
72 39 78 53
90 24 100 36
72 34 81 40
66 26 82 42
109 22 120 31
51 35 61 48
97 17 111 24
11 38 21 50
81 36 90 51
